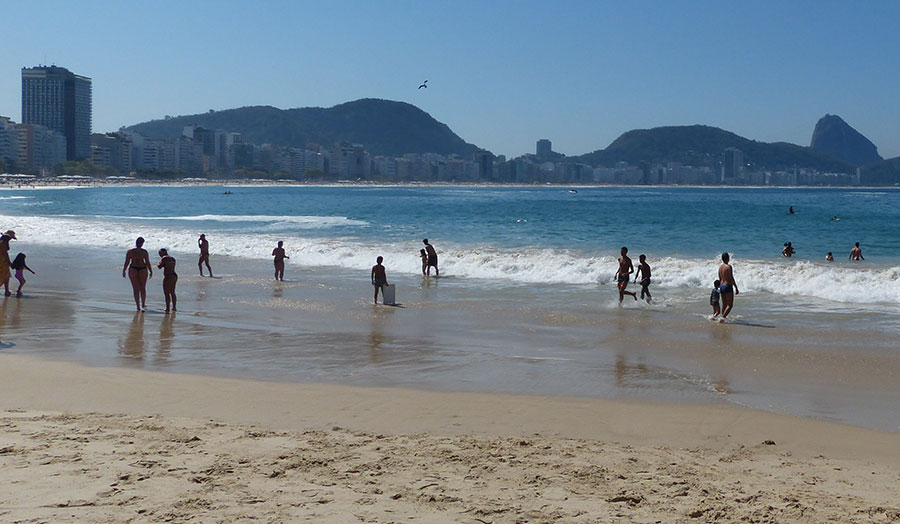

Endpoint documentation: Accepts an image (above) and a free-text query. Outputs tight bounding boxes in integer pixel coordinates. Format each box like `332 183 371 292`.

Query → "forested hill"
124 98 482 157
571 125 853 173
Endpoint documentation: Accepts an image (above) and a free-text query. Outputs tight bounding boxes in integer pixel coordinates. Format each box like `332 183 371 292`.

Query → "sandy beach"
1 355 899 523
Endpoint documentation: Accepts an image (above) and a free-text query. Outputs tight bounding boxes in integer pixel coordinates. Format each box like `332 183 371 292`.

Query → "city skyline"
2 1 899 159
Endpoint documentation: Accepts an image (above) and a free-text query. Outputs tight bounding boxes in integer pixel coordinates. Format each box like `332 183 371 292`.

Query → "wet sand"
2 243 900 430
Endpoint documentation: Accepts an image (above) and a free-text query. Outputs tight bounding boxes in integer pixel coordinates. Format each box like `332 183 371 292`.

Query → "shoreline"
3 178 899 190
1 353 899 522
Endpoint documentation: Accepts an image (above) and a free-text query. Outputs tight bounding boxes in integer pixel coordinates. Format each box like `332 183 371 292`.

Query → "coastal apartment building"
21 65 92 161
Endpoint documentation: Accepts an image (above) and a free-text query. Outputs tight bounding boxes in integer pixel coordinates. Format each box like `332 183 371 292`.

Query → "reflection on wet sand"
119 312 145 359
157 313 175 363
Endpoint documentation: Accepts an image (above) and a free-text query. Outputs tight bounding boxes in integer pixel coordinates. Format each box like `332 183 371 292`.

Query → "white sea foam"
96 214 370 227
4 213 899 304
0 196 32 200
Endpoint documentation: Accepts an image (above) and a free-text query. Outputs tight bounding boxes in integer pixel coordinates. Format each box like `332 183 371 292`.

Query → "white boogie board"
382 284 396 305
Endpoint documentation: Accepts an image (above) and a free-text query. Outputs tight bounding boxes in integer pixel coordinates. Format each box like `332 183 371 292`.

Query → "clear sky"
2 1 898 159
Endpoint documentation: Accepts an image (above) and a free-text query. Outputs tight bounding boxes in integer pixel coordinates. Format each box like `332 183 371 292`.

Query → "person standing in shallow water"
423 239 439 277
371 256 388 304
634 254 651 303
198 234 213 277
717 252 739 322
272 241 289 281
615 247 637 303
123 237 152 311
849 242 864 261
157 248 177 313
0 230 15 296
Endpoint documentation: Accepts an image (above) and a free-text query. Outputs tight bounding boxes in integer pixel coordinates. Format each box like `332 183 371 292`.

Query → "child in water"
710 279 721 318
10 253 35 298
419 248 428 276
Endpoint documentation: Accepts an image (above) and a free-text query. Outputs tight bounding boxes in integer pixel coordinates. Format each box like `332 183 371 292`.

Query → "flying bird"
418 80 428 89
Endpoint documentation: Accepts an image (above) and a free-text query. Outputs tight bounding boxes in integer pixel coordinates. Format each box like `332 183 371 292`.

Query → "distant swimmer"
717 252 739 321
272 241 289 281
830 216 840 221
569 189 578 193
371 256 388 304
781 242 795 258
849 242 864 261
123 237 152 312
615 247 637 303
710 279 721 319
418 80 428 89
789 206 794 214
423 239 439 277
825 252 834 262
634 254 651 303
157 248 177 313
198 234 213 277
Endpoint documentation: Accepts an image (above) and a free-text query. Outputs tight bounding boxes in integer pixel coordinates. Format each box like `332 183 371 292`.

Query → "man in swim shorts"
198 234 213 277
849 242 864 261
423 239 439 277
371 256 388 304
615 246 637 303
717 252 739 321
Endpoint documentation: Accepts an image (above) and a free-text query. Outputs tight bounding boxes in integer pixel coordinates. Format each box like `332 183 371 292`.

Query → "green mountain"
571 125 853 173
860 156 900 185
123 98 481 157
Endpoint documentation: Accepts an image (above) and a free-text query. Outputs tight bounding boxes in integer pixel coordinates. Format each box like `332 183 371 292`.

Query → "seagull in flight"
418 80 428 89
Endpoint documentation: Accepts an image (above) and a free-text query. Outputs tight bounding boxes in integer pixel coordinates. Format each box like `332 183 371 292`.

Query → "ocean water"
2 185 899 305
2 185 900 430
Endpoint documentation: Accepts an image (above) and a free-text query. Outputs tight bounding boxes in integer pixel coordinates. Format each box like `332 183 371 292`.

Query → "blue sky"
2 1 898 158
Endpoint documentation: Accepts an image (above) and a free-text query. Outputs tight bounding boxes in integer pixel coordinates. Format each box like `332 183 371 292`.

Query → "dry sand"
1 354 899 523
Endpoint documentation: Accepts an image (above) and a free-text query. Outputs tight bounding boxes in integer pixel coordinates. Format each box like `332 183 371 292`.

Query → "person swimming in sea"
782 242 795 257
825 252 834 262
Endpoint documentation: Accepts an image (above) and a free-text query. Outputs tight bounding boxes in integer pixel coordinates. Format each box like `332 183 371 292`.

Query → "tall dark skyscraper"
21 65 92 161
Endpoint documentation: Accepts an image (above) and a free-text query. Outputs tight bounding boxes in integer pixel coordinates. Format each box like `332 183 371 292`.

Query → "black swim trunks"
640 278 650 290
617 275 629 284
427 254 438 267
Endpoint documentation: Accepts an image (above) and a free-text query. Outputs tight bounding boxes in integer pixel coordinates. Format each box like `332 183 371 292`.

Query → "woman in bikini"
157 248 178 313
122 237 152 311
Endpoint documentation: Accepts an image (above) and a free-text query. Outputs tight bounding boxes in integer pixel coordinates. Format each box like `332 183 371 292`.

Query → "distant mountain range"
123 100 900 184
124 99 481 157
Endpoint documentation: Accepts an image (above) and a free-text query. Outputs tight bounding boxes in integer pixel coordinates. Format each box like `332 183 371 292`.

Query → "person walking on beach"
198 234 213 277
615 247 637 303
634 254 652 303
272 241 289 281
717 252 739 321
849 242 864 261
157 248 178 313
123 237 152 311
0 230 15 296
371 256 388 304
10 253 35 298
423 239 439 277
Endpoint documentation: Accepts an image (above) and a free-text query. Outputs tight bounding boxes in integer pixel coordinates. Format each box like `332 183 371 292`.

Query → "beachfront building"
536 139 552 159
21 65 92 161
0 116 18 172
15 123 66 173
